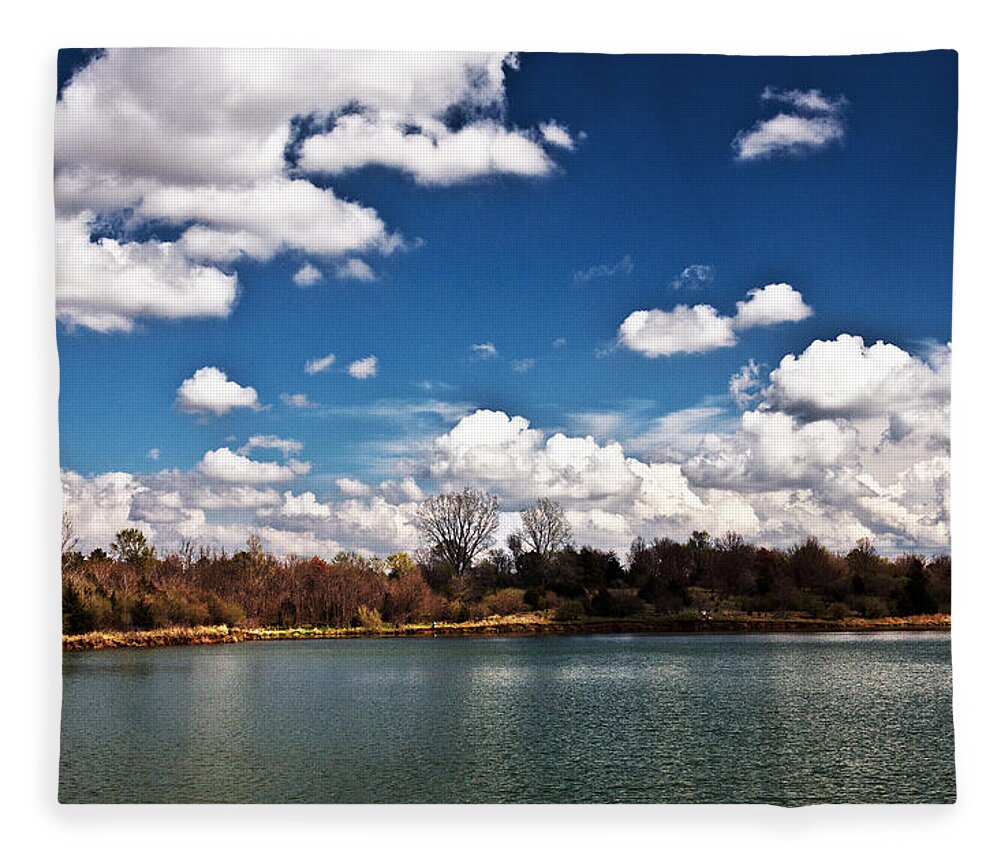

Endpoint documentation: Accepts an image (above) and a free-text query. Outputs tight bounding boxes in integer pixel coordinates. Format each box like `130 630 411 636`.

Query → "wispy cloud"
237 435 304 458
573 254 633 284
469 342 498 360
280 392 319 409
733 87 847 161
304 353 336 375
671 264 715 291
510 358 535 373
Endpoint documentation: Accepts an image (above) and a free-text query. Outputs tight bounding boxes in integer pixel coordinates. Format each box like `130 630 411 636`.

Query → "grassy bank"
63 612 951 651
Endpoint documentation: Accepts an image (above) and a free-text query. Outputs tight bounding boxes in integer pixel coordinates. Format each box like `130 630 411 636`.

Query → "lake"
60 632 955 804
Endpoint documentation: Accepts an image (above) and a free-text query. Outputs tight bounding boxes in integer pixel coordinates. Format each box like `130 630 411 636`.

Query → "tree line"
61 489 950 635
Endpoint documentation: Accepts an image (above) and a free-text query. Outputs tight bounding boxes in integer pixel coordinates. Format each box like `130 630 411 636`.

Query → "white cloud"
293 263 323 286
618 305 736 357
618 284 811 358
568 411 624 441
146 448 160 461
62 326 952 558
55 212 238 333
157 178 394 263
540 121 575 150
729 359 764 409
237 435 304 458
426 409 756 552
670 264 715 291
573 255 633 284
347 355 378 379
470 342 498 360
733 86 847 161
510 358 535 373
733 283 813 330
552 337 567 349
336 477 372 497
175 367 261 416
626 406 732 461
55 50 572 332
299 116 556 186
188 485 282 510
685 410 860 490
280 490 331 519
765 334 950 422
62 470 147 550
280 392 318 409
334 258 376 281
762 86 848 114
198 447 311 484
304 353 336 375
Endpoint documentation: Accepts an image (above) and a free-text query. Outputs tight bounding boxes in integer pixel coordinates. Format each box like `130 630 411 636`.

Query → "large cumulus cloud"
55 49 573 332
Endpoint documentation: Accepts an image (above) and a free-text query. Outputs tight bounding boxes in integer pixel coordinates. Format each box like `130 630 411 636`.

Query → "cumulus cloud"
336 477 372 497
55 212 238 333
55 49 573 332
280 490 331 519
293 263 323 286
175 367 261 416
685 409 860 491
347 355 378 379
765 334 950 422
733 86 847 161
426 409 757 550
733 282 814 330
198 447 311 484
618 305 737 357
62 327 952 559
671 335 951 553
304 353 336 375
618 284 812 358
300 115 557 186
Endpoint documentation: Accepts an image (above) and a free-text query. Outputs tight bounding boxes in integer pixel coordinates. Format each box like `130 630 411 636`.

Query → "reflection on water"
60 632 955 804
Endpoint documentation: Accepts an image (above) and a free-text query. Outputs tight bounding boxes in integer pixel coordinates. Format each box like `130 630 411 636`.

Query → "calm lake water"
60 632 955 804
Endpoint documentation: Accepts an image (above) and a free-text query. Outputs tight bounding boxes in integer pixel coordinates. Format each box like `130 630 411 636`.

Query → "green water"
59 632 955 804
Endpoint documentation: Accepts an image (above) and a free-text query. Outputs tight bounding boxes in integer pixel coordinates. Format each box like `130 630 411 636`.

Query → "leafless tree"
61 511 79 557
517 497 572 557
414 488 500 577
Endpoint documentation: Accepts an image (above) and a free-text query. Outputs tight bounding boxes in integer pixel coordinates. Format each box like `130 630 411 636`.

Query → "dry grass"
63 612 951 651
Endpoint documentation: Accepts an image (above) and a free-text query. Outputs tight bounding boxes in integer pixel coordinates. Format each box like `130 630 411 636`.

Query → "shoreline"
63 613 951 651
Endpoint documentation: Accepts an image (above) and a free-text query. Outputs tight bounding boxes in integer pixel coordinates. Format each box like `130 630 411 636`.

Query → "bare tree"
517 497 572 557
415 488 500 577
61 511 79 557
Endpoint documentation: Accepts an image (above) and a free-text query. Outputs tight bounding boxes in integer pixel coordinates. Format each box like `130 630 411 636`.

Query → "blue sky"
56 50 956 557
